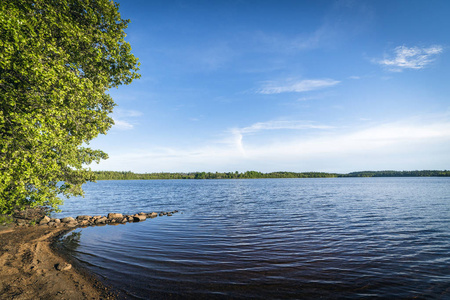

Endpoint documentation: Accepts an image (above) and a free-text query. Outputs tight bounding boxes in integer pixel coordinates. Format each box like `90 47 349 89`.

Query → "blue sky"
90 0 450 173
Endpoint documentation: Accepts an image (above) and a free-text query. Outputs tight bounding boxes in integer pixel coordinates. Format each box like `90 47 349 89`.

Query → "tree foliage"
0 0 140 214
94 170 450 180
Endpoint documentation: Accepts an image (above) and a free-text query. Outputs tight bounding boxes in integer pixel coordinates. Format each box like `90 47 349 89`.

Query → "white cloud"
110 109 142 130
94 115 450 173
229 120 333 154
234 120 333 134
113 119 134 130
258 79 340 94
378 45 443 71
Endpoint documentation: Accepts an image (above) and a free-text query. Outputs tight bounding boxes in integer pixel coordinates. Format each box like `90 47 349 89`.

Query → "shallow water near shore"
56 178 450 299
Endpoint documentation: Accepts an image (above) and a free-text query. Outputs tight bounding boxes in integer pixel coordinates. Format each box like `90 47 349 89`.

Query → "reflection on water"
57 178 450 299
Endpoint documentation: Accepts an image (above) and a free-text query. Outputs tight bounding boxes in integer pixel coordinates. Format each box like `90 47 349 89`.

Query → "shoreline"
0 225 115 299
0 210 178 299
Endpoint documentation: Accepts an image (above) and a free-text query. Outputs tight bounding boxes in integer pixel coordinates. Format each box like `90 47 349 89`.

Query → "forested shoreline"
94 170 450 180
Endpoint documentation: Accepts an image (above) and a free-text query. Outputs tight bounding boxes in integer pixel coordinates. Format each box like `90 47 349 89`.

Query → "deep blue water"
56 178 450 299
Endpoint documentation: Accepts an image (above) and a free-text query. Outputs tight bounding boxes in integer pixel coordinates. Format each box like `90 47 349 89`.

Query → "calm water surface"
56 178 450 299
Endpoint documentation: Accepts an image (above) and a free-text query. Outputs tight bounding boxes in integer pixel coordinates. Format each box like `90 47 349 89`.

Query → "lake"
55 178 450 299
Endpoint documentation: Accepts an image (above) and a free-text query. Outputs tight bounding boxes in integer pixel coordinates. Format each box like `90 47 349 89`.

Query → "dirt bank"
0 226 114 299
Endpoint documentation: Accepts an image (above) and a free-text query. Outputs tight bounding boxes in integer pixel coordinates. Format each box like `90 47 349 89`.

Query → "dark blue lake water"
55 178 450 299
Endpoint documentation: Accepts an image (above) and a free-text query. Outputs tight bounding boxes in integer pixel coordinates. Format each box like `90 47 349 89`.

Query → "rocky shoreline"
13 209 179 229
0 209 179 299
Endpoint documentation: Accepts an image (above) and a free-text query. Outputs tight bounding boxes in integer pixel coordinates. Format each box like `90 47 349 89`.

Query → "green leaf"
0 0 140 214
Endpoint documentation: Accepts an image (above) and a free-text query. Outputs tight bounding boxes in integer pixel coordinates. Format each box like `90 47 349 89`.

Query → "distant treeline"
94 170 450 180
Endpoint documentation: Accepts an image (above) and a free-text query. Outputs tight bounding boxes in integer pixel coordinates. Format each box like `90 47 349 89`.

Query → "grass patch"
0 214 13 225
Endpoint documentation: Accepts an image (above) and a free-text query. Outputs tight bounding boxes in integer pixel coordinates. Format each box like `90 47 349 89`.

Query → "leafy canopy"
0 0 140 214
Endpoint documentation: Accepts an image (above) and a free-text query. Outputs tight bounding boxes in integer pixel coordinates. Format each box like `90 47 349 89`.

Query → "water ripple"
57 178 450 299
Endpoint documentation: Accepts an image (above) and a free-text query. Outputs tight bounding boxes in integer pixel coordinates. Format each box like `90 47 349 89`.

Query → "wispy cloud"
253 27 325 53
113 119 134 130
258 79 340 94
94 115 450 173
234 120 333 134
229 120 334 154
377 45 443 72
115 109 144 118
111 109 143 130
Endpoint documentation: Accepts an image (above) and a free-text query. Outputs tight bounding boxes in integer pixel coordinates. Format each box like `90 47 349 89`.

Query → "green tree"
0 0 140 214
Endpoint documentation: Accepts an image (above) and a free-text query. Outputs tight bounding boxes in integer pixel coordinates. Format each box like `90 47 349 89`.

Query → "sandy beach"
0 225 114 299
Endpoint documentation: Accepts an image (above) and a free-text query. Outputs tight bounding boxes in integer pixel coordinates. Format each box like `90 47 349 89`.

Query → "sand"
0 225 115 299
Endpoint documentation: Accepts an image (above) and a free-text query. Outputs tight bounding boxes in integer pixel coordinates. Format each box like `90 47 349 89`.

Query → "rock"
66 222 77 228
54 219 61 224
107 213 123 219
121 218 127 223
127 217 134 222
48 221 55 226
94 217 107 224
133 215 146 222
167 213 173 216
159 213 164 216
16 219 27 225
149 212 158 218
39 216 51 225
61 217 75 223
55 262 72 271
78 220 89 226
76 215 91 221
